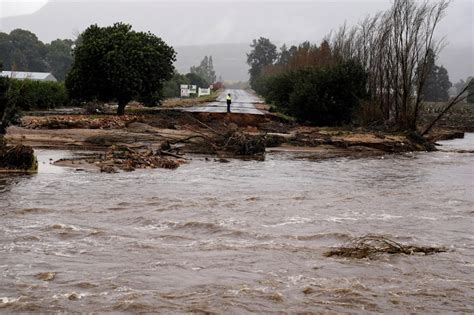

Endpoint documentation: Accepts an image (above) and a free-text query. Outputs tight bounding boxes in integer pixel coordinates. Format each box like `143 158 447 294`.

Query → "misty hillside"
1 0 472 82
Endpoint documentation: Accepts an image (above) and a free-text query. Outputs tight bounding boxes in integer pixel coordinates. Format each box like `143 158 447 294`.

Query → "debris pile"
95 145 184 173
21 115 144 130
324 235 447 259
0 144 37 171
217 130 266 156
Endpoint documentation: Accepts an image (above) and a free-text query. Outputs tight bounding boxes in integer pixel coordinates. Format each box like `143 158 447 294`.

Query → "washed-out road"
184 89 265 115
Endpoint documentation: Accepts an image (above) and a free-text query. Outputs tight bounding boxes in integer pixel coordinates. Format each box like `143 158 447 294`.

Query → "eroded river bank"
0 134 473 313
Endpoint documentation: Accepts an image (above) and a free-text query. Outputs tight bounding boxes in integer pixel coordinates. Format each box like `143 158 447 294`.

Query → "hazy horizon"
0 0 472 81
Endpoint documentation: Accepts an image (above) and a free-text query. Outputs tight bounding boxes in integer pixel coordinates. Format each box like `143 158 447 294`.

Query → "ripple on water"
0 136 473 313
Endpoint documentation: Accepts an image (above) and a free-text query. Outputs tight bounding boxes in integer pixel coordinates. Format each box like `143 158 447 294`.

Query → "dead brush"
219 129 266 156
0 144 37 170
324 235 448 259
97 145 183 172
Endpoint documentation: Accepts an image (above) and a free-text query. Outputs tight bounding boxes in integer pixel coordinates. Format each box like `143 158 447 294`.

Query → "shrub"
0 74 11 134
7 79 69 110
264 71 298 109
259 61 368 126
162 72 190 98
211 81 224 91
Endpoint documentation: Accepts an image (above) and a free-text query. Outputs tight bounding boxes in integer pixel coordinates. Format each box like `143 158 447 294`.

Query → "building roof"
0 71 57 81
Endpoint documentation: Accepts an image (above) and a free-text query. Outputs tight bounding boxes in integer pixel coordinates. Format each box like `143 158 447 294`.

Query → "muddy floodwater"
1 135 473 313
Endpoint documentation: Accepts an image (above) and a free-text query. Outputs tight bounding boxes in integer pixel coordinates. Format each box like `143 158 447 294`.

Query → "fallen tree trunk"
422 80 474 136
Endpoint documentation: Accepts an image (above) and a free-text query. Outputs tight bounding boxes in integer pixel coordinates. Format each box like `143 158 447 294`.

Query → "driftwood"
324 235 447 259
96 145 184 173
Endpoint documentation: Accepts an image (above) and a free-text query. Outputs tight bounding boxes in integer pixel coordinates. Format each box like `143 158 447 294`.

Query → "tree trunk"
117 100 128 116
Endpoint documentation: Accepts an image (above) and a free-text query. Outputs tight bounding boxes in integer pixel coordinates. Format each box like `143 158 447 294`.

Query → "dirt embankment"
3 109 457 172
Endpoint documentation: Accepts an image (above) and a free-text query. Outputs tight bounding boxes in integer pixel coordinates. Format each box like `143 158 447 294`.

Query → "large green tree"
247 37 277 88
0 29 76 80
190 55 216 85
66 23 176 115
420 49 452 102
185 72 209 89
162 71 190 98
45 39 74 81
0 29 48 72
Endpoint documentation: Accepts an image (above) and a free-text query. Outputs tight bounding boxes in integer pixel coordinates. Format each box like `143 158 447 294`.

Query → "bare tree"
329 0 450 132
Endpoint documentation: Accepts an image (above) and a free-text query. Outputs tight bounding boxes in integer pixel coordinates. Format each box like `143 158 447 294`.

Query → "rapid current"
1 134 473 313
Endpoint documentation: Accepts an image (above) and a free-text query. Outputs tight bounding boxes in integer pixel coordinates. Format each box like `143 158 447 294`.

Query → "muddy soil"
4 109 461 171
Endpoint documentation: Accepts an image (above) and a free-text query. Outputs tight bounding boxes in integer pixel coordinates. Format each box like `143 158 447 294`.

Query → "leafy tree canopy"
247 37 277 87
0 29 74 80
65 22 176 115
421 49 452 102
190 55 216 85
0 29 47 72
185 72 209 89
45 39 74 80
162 71 190 98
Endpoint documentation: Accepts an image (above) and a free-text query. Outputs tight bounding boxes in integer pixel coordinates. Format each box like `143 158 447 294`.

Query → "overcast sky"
0 0 472 81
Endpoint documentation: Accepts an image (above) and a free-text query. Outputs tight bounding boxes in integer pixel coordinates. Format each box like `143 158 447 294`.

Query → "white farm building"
0 71 57 82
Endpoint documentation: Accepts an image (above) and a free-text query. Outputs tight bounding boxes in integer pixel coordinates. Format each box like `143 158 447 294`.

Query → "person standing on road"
226 93 232 113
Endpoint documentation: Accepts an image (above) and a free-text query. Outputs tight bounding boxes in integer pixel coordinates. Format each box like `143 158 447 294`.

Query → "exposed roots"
324 235 448 259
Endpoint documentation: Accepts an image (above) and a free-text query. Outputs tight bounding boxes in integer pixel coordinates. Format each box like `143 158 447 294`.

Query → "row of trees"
190 55 216 85
0 29 74 80
248 0 473 132
1 26 220 115
325 0 473 132
0 61 69 135
163 71 215 98
163 55 219 98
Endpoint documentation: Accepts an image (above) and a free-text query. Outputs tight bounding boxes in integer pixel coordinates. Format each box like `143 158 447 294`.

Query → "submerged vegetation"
324 235 448 259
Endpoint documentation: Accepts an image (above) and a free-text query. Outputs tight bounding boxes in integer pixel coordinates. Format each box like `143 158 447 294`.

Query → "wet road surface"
184 89 264 115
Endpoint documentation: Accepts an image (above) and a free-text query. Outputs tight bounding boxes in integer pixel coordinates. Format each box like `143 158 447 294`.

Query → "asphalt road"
184 89 264 115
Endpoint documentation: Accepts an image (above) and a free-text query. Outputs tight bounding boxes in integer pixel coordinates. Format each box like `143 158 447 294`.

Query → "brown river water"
1 135 473 313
